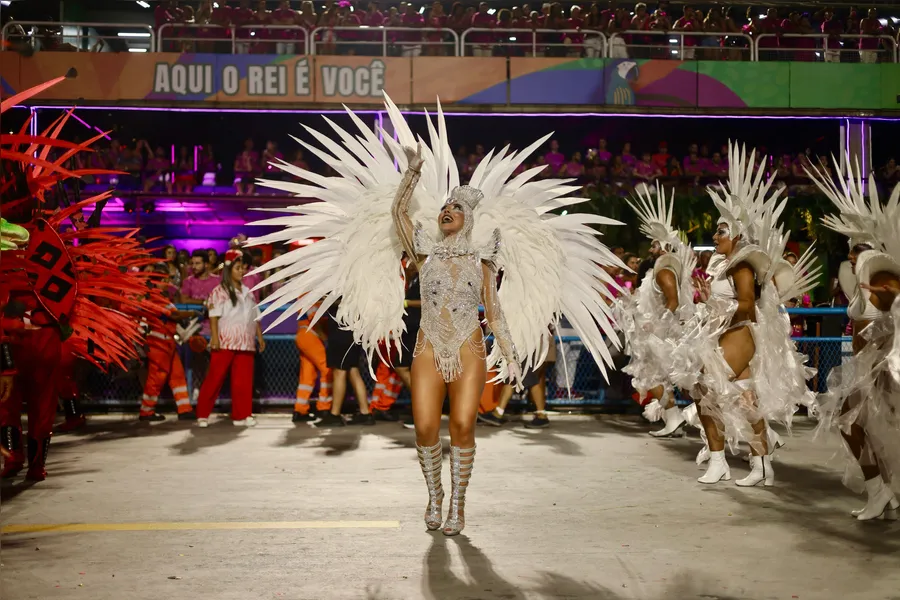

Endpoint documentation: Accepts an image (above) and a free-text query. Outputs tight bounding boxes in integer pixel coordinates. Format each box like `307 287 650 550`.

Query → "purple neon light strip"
11 104 900 121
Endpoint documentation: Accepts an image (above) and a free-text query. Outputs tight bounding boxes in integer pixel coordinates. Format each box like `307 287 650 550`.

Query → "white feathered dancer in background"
691 141 819 488
806 153 900 521
616 182 697 438
246 93 624 536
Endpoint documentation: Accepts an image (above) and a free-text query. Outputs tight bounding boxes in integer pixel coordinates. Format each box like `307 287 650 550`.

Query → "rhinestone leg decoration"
443 445 475 536
416 441 444 531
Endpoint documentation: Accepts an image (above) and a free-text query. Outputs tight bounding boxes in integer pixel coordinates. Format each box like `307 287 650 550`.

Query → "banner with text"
1 53 899 111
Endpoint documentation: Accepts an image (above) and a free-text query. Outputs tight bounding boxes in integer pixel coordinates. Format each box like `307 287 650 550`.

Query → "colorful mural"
1 52 898 111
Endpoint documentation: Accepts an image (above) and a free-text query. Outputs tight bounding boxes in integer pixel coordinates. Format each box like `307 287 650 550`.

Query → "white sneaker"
233 416 257 427
197 418 209 428
698 450 730 484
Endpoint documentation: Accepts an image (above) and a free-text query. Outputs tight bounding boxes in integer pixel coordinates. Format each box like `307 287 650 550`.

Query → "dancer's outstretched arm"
391 145 424 269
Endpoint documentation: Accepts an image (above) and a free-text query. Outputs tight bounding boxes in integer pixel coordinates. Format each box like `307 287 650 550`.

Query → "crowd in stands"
149 0 898 61
70 134 900 199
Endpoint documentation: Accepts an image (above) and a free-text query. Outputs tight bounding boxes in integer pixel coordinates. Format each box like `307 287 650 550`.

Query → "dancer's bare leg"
447 336 487 448
411 344 447 447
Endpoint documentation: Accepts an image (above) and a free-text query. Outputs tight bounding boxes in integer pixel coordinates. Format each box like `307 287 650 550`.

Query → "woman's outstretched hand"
403 144 424 173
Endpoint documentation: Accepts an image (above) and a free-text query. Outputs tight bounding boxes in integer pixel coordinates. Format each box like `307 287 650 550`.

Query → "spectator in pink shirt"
683 143 705 176
707 151 728 178
234 138 260 195
426 1 448 55
620 142 637 169
562 152 585 177
232 0 255 54
820 9 843 62
596 138 612 163
181 249 222 308
634 152 661 181
544 139 566 173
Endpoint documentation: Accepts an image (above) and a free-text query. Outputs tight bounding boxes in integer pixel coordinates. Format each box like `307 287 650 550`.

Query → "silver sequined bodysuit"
392 163 517 383
416 246 487 382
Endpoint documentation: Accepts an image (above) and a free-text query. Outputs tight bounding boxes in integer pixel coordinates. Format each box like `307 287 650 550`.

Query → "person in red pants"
196 251 265 428
140 265 201 422
0 316 65 481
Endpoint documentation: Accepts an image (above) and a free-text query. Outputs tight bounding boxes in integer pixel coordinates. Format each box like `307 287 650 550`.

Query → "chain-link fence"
77 308 851 414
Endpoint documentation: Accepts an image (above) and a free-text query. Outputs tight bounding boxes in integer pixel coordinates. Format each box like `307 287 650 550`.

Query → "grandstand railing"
609 30 754 61
309 26 460 57
754 33 898 62
460 28 607 58
157 23 311 55
1 21 155 53
80 306 850 413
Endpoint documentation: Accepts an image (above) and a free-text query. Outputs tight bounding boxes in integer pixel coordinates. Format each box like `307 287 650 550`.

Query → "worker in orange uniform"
292 302 332 423
139 265 200 422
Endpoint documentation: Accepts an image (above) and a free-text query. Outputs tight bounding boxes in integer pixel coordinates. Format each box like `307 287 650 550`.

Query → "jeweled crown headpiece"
445 185 484 210
443 185 483 241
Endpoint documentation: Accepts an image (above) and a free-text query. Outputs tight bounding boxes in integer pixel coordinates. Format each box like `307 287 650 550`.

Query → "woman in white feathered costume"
807 155 900 521
691 142 819 488
617 182 697 438
247 95 623 536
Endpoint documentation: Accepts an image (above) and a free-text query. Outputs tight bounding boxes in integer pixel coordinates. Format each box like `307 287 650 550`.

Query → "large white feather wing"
245 95 449 367
469 136 624 381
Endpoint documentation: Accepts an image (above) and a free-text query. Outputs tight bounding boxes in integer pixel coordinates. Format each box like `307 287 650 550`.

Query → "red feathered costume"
0 72 169 480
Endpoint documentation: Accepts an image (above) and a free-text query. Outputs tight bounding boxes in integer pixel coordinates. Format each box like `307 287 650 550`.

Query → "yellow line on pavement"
2 521 401 534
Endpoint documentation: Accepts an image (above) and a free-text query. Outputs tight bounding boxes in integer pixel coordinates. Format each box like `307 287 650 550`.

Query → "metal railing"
610 30 753 61
309 26 460 57
1 21 155 53
76 306 849 411
157 23 310 55
461 28 607 58
754 33 898 63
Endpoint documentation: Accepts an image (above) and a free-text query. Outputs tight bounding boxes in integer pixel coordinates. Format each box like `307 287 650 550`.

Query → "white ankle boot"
649 406 686 438
696 445 710 468
736 455 774 487
698 450 730 484
856 476 900 521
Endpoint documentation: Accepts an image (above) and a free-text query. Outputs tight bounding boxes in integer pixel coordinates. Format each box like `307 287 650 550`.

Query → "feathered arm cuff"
391 150 423 265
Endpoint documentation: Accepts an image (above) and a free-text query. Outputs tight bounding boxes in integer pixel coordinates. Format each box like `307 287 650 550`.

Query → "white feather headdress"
805 153 900 263
628 182 680 250
706 141 785 245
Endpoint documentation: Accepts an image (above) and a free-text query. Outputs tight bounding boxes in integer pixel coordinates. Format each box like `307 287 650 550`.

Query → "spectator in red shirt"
674 6 699 59
859 8 883 63
232 0 255 54
398 3 425 56
155 0 181 51
683 143 705 177
757 7 781 59
272 0 300 55
651 142 670 172
261 141 285 180
583 3 605 56
338 1 363 55
469 2 495 56
707 151 728 178
821 9 843 63
566 5 585 57
795 13 817 62
249 0 273 54
629 2 653 59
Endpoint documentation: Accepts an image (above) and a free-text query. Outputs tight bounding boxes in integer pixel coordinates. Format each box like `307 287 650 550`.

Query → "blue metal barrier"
81 306 851 412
